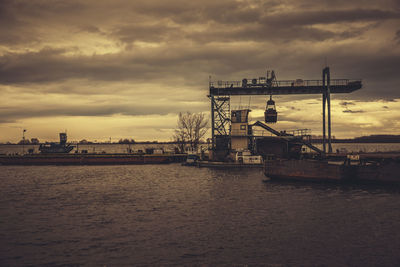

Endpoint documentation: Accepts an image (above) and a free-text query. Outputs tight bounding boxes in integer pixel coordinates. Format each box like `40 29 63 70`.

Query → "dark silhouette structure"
208 67 362 156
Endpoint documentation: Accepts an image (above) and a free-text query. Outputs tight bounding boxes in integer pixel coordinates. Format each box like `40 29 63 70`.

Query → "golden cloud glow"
0 0 399 142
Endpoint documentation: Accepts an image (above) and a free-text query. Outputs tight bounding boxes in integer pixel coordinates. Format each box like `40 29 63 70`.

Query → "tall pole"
322 67 333 154
322 69 326 154
326 68 332 153
22 129 26 155
322 93 326 154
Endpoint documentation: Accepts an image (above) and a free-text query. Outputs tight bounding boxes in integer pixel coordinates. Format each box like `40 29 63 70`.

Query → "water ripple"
0 164 399 266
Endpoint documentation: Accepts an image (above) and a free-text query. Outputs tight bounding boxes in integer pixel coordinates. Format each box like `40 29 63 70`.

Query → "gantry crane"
208 67 362 155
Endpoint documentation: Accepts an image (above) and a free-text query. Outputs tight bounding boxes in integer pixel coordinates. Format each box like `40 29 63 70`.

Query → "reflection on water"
0 164 399 266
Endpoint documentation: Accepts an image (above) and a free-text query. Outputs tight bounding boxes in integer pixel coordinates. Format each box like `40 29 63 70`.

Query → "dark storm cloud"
340 101 356 107
342 109 364 113
123 0 265 25
78 25 104 34
0 101 208 122
0 3 38 45
0 48 183 84
123 1 400 26
0 46 274 85
395 29 400 43
185 24 334 43
2 0 398 46
288 0 400 10
261 9 400 26
0 0 84 45
0 0 399 121
1 41 399 100
106 7 396 44
329 55 400 100
111 24 180 44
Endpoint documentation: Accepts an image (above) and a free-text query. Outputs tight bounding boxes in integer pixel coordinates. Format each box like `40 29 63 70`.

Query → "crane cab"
264 96 277 123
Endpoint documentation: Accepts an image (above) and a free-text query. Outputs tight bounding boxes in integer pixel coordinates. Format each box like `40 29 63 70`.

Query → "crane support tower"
208 67 362 156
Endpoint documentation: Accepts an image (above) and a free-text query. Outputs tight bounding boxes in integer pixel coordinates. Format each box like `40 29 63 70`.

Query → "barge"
0 153 186 165
184 150 264 168
39 132 74 153
197 161 263 168
264 153 400 184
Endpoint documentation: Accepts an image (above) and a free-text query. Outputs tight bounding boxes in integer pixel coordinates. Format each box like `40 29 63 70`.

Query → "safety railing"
286 129 311 137
243 129 312 138
210 79 361 89
251 130 277 137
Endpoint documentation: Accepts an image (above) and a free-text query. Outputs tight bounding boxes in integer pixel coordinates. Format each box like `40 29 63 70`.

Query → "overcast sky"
0 0 399 142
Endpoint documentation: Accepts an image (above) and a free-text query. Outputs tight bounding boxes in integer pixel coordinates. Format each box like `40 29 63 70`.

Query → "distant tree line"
118 138 136 144
311 135 400 143
17 138 40 144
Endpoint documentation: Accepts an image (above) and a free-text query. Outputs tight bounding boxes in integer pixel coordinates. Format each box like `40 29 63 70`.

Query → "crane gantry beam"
209 79 361 96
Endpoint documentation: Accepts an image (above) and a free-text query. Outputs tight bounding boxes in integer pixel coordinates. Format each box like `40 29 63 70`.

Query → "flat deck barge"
0 153 186 165
196 161 263 168
265 153 400 184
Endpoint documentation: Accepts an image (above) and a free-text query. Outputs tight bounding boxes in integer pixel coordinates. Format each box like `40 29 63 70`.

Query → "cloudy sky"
0 0 399 142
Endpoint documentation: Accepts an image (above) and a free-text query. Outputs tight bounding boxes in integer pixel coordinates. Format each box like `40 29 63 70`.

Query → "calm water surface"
1 164 400 266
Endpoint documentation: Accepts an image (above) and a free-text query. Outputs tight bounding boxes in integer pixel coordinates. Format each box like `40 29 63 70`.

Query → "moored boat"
39 133 74 153
264 154 400 184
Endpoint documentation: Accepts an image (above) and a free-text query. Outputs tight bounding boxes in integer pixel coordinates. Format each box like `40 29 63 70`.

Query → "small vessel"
235 150 263 164
39 133 74 154
183 154 200 166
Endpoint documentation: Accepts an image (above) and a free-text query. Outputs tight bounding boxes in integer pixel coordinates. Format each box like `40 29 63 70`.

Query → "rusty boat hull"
264 159 400 184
